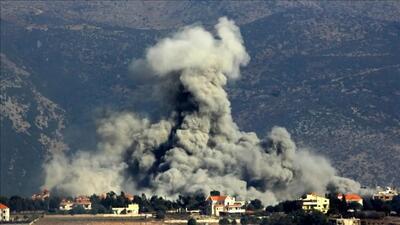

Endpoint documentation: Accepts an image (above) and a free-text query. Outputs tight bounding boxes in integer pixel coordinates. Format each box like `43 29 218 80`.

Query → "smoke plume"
43 17 362 204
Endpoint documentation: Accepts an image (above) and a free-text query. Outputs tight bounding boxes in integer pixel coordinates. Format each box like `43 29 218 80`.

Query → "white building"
59 199 74 211
300 193 330 214
373 187 398 201
206 195 245 216
329 217 361 225
59 196 92 211
0 203 10 222
112 203 139 215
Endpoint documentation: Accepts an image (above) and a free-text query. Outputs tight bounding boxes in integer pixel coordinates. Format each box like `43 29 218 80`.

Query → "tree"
247 199 263 211
90 203 107 214
9 195 24 212
155 210 166 219
187 218 197 225
219 218 230 225
362 198 374 211
263 213 296 225
210 190 220 196
240 216 249 225
291 210 329 225
391 195 400 214
265 203 283 213
281 200 302 214
348 202 363 211
0 196 8 205
49 196 62 210
69 205 86 215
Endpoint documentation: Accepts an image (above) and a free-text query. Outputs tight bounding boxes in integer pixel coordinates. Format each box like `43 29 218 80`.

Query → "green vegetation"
187 217 197 225
1 190 399 225
265 200 302 214
219 217 231 225
258 210 330 225
247 199 264 211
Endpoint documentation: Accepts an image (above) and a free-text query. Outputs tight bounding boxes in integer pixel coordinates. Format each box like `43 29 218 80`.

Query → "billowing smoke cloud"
43 17 362 204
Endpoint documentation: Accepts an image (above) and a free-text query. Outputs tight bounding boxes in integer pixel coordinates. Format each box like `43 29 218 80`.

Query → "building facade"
329 217 361 225
59 199 74 211
74 196 92 210
372 187 398 202
112 203 139 215
206 195 245 216
337 193 363 206
300 193 330 214
0 203 10 222
31 189 50 201
59 196 92 211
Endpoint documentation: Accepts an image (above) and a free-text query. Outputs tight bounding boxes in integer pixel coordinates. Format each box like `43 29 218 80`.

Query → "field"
34 215 161 225
34 215 219 225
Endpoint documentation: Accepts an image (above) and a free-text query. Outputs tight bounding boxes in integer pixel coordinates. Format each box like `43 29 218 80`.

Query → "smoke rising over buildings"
43 17 361 204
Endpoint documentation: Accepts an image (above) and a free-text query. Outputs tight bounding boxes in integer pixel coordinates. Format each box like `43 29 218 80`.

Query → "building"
112 203 139 215
329 217 361 225
0 203 10 222
74 196 92 210
59 196 92 211
206 195 245 216
300 193 330 214
337 193 363 206
31 189 50 201
372 187 398 202
59 199 74 211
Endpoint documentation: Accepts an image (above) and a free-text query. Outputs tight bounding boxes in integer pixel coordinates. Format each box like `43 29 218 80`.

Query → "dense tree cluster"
1 190 399 222
259 211 330 225
327 193 400 216
0 195 60 212
265 200 302 214
246 199 264 211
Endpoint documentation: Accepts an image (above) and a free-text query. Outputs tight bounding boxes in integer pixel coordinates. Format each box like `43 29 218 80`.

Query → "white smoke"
43 17 361 204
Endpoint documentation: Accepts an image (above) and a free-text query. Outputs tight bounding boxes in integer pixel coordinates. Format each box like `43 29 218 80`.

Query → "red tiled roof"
74 196 91 205
0 203 9 209
208 196 228 201
338 193 362 201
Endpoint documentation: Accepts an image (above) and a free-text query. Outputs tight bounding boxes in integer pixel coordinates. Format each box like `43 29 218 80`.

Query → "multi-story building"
0 203 10 222
372 187 398 202
206 195 245 216
300 193 330 214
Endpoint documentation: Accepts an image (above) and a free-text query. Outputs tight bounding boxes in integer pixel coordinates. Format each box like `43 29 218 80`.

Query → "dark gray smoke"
43 17 362 204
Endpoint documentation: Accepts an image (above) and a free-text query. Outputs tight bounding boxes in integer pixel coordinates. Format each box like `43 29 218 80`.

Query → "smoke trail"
43 17 361 204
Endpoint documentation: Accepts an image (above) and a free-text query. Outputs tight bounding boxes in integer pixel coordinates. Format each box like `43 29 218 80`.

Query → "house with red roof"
206 194 245 216
31 189 50 201
0 203 10 222
337 193 363 206
59 196 92 211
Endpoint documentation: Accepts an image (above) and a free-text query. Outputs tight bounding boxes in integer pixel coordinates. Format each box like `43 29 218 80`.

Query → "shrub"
219 217 230 225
